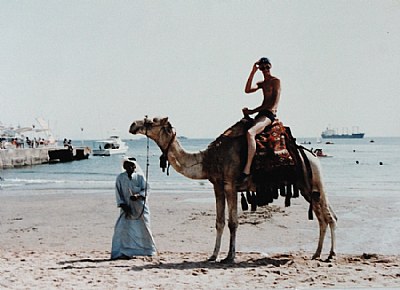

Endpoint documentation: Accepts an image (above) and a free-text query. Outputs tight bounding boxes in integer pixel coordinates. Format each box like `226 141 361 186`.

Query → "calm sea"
2 136 399 255
1 137 400 199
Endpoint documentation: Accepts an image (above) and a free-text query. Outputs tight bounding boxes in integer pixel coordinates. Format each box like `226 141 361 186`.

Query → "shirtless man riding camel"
237 57 281 184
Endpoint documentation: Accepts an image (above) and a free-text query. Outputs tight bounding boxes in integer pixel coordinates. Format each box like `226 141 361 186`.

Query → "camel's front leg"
221 182 238 264
208 184 225 262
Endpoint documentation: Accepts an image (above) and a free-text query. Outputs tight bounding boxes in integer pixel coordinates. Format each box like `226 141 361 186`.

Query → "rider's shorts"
255 110 276 123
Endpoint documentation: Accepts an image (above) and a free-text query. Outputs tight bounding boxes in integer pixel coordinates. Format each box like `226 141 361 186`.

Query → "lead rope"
144 132 150 199
139 128 150 219
144 115 150 194
130 128 150 220
144 125 158 256
127 131 158 255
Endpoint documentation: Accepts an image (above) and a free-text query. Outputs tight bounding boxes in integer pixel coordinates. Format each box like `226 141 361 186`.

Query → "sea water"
1 137 400 198
1 137 400 254
0 138 214 195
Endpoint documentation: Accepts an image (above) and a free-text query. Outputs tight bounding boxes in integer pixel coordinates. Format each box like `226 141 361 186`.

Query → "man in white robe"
111 157 157 259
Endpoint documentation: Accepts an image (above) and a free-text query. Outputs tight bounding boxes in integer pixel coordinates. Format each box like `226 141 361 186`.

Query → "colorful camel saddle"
222 117 297 173
222 117 304 210
253 119 295 169
251 120 303 209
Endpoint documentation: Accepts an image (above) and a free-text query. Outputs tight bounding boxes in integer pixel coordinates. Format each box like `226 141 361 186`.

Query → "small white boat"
92 136 128 156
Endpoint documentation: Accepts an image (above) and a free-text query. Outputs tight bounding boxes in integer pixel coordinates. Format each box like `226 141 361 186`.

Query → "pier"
0 148 49 168
0 147 90 169
1 118 90 169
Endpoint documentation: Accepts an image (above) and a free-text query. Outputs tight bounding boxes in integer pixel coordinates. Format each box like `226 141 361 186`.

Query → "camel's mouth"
129 122 141 135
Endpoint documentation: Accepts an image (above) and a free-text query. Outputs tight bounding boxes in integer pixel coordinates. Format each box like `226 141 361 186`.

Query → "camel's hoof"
311 254 320 260
327 251 336 261
207 255 217 262
220 257 234 264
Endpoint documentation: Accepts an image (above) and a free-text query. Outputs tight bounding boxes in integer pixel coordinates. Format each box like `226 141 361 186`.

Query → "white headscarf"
122 156 145 176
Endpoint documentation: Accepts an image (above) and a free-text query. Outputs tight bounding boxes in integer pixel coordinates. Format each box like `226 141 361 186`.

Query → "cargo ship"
321 127 365 139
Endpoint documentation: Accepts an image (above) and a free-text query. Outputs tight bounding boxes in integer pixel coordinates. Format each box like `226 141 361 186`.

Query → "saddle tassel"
241 192 249 211
285 184 292 207
250 192 257 211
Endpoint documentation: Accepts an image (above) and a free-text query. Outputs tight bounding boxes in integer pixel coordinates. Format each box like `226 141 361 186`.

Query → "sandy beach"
1 189 399 289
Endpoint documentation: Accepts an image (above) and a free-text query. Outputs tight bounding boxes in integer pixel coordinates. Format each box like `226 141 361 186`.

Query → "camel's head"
129 116 175 146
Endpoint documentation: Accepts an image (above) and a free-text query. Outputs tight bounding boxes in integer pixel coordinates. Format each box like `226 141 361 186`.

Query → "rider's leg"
242 116 272 175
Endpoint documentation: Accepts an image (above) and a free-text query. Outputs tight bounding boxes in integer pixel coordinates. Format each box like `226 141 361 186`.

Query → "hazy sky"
1 1 399 140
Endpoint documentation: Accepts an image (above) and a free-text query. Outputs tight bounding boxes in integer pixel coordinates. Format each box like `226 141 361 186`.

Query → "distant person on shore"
111 156 157 260
67 139 73 150
237 57 281 185
26 137 31 148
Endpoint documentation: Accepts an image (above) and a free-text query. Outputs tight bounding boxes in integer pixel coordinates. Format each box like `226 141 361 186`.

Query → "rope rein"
144 131 150 198
129 127 150 220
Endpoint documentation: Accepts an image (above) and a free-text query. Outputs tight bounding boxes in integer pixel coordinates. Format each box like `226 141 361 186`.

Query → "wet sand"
0 190 399 289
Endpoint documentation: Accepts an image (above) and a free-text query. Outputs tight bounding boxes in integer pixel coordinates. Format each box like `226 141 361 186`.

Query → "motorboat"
92 136 128 156
313 148 332 158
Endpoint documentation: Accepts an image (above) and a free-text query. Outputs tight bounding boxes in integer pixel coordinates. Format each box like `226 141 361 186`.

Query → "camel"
129 116 337 263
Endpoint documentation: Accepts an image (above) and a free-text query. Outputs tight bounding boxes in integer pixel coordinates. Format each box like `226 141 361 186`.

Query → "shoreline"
1 189 399 288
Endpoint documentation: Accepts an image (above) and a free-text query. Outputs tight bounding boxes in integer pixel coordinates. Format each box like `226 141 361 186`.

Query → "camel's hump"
222 118 253 138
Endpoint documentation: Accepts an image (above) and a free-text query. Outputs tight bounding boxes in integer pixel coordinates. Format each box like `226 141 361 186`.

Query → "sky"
1 0 399 140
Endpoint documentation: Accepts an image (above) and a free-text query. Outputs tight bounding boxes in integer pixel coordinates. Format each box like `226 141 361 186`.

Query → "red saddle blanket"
217 117 303 209
220 117 296 171
251 119 301 208
217 117 298 178
253 119 295 170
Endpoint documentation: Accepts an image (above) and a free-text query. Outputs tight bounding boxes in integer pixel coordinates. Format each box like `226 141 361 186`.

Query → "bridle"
143 117 176 155
143 117 176 175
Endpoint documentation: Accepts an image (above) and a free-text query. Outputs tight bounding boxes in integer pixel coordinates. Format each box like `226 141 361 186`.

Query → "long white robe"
111 171 157 259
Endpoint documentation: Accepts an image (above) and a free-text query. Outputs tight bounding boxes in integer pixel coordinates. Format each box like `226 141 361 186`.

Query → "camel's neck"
163 138 207 180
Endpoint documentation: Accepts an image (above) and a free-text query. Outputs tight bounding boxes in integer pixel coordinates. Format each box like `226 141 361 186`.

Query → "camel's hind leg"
328 205 337 259
311 192 337 260
301 149 337 260
208 182 226 262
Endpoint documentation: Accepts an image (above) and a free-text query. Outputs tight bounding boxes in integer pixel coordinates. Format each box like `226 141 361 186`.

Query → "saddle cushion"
254 120 294 167
250 119 300 190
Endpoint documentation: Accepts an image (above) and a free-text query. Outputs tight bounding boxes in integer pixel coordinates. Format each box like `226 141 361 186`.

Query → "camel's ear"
159 117 169 125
